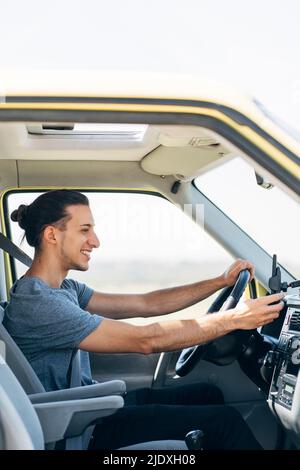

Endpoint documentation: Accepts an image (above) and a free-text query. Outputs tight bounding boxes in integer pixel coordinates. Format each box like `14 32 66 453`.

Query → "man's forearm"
79 311 234 354
143 276 226 317
142 311 235 353
87 276 227 319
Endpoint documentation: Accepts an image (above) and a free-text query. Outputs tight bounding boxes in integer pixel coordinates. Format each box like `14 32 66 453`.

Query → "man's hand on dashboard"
229 292 285 330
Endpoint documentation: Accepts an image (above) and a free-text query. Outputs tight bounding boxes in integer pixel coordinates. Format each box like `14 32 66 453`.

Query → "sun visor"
141 133 229 181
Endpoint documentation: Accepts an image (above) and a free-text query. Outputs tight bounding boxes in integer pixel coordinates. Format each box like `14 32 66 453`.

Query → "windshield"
254 99 300 144
195 157 300 278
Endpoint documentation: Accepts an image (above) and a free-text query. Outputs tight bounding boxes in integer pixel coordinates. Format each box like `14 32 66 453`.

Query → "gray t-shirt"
3 276 102 391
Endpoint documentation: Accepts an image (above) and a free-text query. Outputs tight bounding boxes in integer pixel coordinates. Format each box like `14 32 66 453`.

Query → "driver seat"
0 355 191 450
0 305 190 450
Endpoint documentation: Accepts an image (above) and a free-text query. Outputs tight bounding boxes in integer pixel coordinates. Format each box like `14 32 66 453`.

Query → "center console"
269 296 300 409
268 295 300 445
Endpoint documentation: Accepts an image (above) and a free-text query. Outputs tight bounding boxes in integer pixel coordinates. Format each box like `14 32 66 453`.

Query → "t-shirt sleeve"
37 292 102 350
64 279 94 309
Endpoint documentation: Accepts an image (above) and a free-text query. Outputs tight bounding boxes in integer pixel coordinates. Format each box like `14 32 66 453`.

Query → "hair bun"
10 204 29 229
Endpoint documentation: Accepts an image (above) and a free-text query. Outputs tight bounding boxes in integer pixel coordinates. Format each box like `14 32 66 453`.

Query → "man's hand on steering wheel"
221 259 255 287
175 265 283 376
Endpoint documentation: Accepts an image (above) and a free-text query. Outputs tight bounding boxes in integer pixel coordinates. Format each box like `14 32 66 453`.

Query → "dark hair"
11 190 89 249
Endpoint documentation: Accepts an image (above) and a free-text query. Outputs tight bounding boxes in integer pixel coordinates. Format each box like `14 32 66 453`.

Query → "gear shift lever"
185 430 204 450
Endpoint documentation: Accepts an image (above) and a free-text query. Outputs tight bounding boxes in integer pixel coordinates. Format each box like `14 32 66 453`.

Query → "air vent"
27 124 148 141
290 311 300 332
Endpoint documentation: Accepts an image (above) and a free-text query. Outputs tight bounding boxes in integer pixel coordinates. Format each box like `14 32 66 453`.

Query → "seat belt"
0 232 32 267
0 231 82 389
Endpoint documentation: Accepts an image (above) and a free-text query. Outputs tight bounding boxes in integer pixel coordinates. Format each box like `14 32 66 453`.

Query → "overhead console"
266 256 300 447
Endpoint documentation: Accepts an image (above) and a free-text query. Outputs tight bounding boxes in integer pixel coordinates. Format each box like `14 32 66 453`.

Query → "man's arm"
79 292 284 354
86 259 255 319
86 276 225 319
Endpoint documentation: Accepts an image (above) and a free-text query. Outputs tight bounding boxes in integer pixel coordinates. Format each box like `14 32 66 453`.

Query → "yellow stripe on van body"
0 101 299 178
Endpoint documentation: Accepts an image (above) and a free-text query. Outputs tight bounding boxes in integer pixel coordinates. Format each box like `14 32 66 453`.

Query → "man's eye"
81 229 89 233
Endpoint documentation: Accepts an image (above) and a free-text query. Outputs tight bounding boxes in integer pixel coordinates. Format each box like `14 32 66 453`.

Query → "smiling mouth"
81 250 91 260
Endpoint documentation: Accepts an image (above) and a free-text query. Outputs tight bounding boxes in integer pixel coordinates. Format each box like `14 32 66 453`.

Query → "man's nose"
89 231 100 248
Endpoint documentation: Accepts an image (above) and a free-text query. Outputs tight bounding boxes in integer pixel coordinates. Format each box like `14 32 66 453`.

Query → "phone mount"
268 255 300 293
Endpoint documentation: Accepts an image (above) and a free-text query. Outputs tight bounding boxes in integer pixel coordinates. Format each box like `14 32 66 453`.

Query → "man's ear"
43 226 57 245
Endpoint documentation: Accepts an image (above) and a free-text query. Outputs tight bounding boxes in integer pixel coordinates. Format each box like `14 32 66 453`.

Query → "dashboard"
268 294 300 447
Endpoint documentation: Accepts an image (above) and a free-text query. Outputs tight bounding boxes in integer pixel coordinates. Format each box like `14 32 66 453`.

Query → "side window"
5 191 234 322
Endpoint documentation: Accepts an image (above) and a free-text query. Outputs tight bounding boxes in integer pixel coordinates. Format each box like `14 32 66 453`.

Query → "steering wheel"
175 269 251 376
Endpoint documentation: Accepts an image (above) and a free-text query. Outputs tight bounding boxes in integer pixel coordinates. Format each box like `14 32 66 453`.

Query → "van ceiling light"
27 123 148 141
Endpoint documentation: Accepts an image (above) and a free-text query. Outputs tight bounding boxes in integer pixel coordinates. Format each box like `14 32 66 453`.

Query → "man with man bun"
4 190 284 449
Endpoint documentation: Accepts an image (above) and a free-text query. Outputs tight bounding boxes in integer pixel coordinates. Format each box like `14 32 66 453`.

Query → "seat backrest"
1 304 111 450
0 354 44 450
0 304 95 450
0 305 45 394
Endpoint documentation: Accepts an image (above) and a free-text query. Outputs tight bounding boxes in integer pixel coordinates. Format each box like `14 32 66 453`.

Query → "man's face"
55 204 100 272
